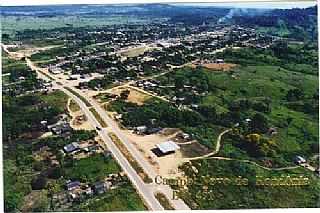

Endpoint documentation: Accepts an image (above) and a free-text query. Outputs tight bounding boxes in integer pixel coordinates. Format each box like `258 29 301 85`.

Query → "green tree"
286 88 304 101
250 113 268 133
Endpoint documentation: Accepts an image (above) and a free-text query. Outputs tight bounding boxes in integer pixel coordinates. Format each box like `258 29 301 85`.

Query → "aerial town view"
1 1 319 212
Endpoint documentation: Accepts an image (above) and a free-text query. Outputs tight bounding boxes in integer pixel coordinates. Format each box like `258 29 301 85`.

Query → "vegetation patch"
89 107 108 128
76 185 146 211
64 87 92 107
155 192 175 210
65 154 121 182
39 90 68 113
178 159 320 209
69 99 81 112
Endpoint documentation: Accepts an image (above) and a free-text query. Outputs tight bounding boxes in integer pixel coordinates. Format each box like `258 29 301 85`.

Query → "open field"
122 129 189 178
39 90 69 113
190 62 237 71
2 15 153 36
68 99 81 112
65 153 121 182
120 45 149 58
109 86 152 105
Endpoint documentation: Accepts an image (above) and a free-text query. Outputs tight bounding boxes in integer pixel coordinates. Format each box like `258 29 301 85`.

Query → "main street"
73 86 190 210
22 56 165 211
62 86 165 211
3 44 191 211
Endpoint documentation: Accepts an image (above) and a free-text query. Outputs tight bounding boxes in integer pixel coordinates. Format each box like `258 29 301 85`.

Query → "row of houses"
55 171 126 206
62 140 105 159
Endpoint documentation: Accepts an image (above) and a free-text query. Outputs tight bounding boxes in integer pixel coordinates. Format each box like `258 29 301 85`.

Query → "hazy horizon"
2 0 317 9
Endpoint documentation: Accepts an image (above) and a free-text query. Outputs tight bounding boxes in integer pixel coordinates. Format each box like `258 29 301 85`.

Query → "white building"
156 141 180 155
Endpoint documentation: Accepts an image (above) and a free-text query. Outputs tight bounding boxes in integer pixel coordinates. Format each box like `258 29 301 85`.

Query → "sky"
1 0 317 8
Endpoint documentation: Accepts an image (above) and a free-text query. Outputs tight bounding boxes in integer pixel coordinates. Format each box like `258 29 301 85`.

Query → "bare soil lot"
122 128 191 178
179 142 212 158
67 99 94 131
191 63 237 71
108 86 151 105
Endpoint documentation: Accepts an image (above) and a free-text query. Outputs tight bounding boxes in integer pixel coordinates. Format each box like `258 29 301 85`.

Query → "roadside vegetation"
89 107 108 128
155 192 175 210
108 132 153 183
69 99 81 112
64 87 92 107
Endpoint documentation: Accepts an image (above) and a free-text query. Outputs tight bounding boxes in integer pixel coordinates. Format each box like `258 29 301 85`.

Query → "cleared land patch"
190 62 237 71
68 99 81 112
120 45 148 58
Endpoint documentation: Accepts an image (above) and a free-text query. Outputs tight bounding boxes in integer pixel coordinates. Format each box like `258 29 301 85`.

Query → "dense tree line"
232 6 317 41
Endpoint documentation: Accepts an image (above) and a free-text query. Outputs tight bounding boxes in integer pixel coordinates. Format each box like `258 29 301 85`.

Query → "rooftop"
156 140 180 154
63 142 80 153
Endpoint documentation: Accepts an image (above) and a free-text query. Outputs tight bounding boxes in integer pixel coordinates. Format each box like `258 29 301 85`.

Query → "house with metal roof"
155 140 180 155
63 142 80 153
93 181 108 195
294 156 306 164
66 181 81 191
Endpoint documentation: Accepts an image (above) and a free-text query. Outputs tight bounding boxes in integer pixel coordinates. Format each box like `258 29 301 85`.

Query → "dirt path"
187 129 232 160
185 129 302 171
175 140 197 145
207 156 300 171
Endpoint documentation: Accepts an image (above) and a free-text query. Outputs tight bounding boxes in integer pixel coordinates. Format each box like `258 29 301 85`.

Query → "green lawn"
2 15 153 36
39 90 69 113
65 154 121 182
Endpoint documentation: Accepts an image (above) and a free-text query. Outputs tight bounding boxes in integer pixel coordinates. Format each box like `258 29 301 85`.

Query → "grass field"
39 90 68 113
65 153 121 182
201 64 318 158
2 15 153 36
69 99 81 112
